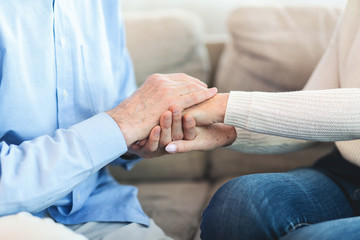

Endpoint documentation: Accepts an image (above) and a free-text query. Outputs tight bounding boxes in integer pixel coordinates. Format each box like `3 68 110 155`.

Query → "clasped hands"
107 73 236 159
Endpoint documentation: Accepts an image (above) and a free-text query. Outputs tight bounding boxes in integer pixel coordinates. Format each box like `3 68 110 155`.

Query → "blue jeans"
200 150 360 240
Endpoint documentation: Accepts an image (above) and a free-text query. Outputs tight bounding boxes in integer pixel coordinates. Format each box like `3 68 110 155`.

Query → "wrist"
106 109 136 147
217 93 229 123
224 126 237 146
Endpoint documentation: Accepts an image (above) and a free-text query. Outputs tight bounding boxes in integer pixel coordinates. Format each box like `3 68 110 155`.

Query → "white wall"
122 0 347 38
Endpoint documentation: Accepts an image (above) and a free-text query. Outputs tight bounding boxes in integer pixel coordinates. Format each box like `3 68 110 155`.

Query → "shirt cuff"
71 112 128 174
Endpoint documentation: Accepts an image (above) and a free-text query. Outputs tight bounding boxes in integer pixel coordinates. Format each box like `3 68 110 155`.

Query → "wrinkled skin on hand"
107 73 217 146
164 93 237 154
165 123 236 154
127 107 197 159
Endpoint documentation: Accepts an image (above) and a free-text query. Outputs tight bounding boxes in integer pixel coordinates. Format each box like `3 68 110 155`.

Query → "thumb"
165 140 198 154
179 87 217 110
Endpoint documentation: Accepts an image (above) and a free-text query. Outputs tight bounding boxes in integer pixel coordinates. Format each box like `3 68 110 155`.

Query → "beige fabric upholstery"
134 181 209 240
124 10 211 85
110 6 342 240
215 7 341 92
114 10 211 181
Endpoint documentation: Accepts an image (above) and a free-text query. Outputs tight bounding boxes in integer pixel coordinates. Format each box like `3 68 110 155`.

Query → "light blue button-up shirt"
0 0 149 226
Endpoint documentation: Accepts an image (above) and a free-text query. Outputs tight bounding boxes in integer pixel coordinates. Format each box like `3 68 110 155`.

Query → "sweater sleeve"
227 9 344 154
228 127 314 154
225 88 360 143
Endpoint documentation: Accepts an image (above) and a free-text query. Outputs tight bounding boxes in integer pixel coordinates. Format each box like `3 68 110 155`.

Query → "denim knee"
200 169 355 240
200 174 278 240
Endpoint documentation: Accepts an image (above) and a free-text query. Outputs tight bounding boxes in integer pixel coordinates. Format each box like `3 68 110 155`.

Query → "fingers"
183 114 196 140
138 139 147 147
165 124 237 154
144 126 161 152
129 139 147 151
170 106 184 141
160 111 172 147
166 73 208 88
165 140 198 154
161 107 195 146
179 87 218 110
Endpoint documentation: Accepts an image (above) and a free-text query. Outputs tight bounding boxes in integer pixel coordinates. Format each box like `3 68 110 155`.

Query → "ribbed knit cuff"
224 91 252 129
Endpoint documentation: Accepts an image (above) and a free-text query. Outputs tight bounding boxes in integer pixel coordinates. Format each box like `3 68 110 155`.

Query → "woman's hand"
162 93 237 154
183 93 229 126
165 123 237 154
127 106 196 158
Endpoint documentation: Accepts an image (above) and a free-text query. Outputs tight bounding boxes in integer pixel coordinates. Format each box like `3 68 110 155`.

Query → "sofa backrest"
124 10 211 85
210 6 341 179
215 6 341 93
110 6 341 182
110 10 211 181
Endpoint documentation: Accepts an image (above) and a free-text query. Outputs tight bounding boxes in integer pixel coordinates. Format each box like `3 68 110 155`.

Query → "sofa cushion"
124 10 211 85
133 181 210 240
215 7 341 92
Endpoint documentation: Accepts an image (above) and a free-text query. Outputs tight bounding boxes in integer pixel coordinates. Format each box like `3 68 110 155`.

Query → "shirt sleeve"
0 112 127 216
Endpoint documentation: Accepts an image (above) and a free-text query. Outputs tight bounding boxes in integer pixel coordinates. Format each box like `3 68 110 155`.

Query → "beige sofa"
109 6 342 240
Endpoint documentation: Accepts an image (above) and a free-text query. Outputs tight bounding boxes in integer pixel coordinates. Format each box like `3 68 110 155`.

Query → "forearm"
225 88 360 142
0 113 126 215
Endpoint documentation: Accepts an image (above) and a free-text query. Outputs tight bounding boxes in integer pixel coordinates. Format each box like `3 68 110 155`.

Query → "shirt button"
60 37 66 47
63 89 69 99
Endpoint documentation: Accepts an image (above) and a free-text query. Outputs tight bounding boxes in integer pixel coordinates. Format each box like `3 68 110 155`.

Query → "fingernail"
165 144 177 153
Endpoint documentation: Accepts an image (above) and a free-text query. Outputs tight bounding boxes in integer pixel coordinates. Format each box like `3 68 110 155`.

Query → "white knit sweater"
225 0 360 166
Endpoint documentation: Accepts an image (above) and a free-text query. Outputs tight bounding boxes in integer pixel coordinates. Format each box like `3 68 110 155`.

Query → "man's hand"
106 73 217 146
165 123 237 154
183 93 229 126
126 107 197 158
